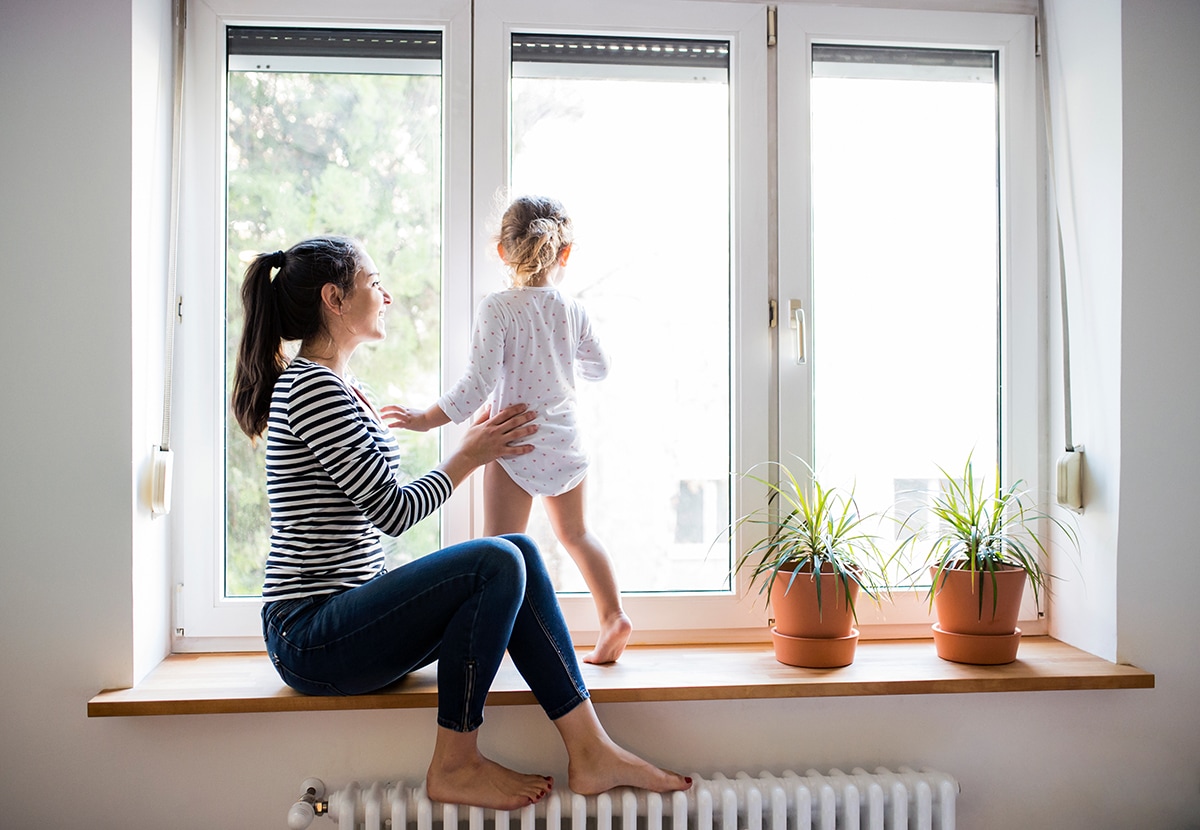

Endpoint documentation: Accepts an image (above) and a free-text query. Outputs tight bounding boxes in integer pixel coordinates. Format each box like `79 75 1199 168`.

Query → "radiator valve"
288 778 329 829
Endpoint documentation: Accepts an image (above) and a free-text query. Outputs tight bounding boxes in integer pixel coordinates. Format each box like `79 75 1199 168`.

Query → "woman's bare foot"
554 702 692 795
567 739 690 795
583 612 633 664
427 727 553 810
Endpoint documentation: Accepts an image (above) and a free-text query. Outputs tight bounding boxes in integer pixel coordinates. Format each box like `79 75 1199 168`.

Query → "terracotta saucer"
770 627 859 668
931 623 1022 665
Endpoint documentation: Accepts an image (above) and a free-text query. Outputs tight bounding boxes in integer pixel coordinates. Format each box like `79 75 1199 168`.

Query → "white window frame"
172 0 1042 650
776 6 1041 636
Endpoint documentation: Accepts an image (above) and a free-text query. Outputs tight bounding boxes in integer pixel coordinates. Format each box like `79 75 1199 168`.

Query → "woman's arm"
286 368 457 536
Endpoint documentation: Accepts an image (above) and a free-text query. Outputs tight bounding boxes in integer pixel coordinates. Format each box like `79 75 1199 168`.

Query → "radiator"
289 768 958 830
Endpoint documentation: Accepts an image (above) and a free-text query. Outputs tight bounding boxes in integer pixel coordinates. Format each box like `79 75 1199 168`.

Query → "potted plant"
730 461 889 668
901 454 1078 665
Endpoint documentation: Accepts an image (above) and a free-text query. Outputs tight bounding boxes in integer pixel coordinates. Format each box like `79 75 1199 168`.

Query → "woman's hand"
437 404 538 488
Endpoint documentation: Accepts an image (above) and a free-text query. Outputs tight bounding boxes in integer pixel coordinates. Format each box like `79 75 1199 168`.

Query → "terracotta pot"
931 565 1026 635
930 565 1027 665
770 568 860 639
767 567 861 668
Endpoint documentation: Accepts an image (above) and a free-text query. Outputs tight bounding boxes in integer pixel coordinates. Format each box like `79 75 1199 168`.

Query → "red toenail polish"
685 777 693 784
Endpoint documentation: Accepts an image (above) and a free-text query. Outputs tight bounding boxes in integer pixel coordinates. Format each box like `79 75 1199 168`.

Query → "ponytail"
231 236 363 439
231 252 287 439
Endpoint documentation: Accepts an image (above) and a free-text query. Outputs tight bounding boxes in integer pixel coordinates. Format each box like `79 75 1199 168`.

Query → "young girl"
392 196 631 664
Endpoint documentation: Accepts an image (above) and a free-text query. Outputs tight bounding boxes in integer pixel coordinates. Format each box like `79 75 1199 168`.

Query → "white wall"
1041 0 1124 659
130 0 176 683
1 1 1197 827
1117 0 1200 752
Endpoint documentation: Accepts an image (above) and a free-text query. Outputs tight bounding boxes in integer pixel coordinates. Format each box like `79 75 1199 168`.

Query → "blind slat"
512 33 729 70
227 26 441 61
812 44 995 70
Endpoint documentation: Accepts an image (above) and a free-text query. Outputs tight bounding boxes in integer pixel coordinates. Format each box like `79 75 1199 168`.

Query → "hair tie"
268 250 286 270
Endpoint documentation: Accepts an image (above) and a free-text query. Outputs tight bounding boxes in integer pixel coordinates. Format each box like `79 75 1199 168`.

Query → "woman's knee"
471 535 528 588
498 532 537 559
498 533 558 589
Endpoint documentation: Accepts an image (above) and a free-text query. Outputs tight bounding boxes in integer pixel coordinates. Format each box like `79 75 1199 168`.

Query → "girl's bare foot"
583 612 632 664
427 727 553 810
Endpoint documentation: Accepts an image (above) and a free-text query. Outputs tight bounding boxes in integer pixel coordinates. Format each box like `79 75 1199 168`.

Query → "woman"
230 235 690 810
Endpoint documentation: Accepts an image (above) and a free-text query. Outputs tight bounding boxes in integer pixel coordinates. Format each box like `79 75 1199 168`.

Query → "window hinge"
769 298 778 328
176 295 183 322
767 7 777 48
1034 14 1041 58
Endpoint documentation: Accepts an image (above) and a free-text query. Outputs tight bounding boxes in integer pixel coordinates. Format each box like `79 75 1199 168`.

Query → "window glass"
507 33 733 593
809 45 1000 580
223 27 444 597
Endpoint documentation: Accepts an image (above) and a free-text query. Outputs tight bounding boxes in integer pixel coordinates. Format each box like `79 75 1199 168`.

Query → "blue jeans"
262 534 589 731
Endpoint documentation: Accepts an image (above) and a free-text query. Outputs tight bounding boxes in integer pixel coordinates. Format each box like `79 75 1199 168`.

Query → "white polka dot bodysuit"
437 286 610 497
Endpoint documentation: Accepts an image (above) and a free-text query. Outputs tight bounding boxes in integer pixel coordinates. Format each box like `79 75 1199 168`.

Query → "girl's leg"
483 460 535 535
542 480 631 664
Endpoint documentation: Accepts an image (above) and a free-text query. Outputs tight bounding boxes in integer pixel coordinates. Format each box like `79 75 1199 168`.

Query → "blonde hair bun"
497 196 574 287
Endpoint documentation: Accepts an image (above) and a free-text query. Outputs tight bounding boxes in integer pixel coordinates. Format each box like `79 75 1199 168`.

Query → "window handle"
789 300 807 365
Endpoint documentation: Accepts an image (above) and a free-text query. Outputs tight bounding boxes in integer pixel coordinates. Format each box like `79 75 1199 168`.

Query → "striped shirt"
262 357 452 601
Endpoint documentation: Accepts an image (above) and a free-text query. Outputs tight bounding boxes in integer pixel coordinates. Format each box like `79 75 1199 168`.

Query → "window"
471 1 768 638
810 44 1000 581
777 7 1039 629
223 26 445 597
506 31 733 594
175 0 1039 647
176 0 474 646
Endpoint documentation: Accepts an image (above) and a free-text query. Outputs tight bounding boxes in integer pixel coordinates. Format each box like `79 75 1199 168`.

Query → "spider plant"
901 453 1079 617
731 461 889 619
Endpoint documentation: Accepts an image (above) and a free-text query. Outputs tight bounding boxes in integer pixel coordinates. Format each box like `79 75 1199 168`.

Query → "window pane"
508 34 732 593
224 37 443 598
809 46 999 574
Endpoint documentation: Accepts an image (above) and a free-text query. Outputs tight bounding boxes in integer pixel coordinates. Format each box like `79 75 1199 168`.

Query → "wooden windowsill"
88 637 1153 717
